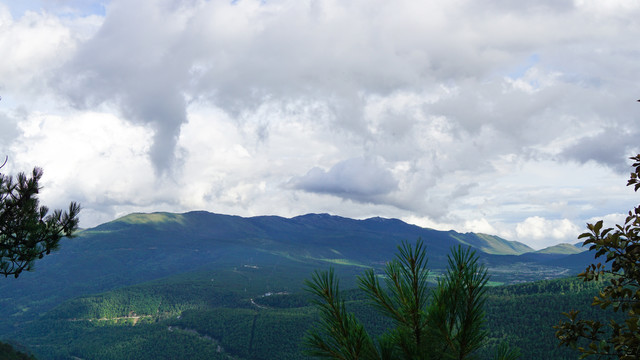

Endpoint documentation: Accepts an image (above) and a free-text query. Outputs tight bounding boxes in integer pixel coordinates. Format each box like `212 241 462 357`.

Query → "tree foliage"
304 239 520 360
0 164 80 278
555 154 640 359
0 341 36 360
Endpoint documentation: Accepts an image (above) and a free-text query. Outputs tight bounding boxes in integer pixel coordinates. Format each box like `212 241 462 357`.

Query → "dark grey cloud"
55 0 194 173
292 157 398 203
560 126 640 172
0 112 18 150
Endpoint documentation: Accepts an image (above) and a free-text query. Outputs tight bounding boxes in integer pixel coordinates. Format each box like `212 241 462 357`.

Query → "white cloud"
515 216 581 249
574 0 640 14
0 3 101 98
586 212 630 230
462 218 498 235
8 111 155 227
0 6 70 88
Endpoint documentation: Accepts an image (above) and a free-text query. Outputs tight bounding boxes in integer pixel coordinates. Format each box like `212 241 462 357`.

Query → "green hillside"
451 232 533 255
535 243 586 254
114 212 188 225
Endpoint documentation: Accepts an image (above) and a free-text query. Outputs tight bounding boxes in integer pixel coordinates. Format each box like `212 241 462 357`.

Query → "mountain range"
0 211 591 330
0 211 601 359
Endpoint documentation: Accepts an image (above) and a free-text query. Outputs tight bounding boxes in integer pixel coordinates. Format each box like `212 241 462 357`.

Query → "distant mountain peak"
115 212 185 224
293 213 337 219
364 216 404 224
534 243 586 255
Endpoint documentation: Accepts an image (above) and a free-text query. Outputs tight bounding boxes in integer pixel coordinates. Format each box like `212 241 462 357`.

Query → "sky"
1 0 639 249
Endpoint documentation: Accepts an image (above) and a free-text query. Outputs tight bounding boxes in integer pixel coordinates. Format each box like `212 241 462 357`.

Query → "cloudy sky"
1 0 638 249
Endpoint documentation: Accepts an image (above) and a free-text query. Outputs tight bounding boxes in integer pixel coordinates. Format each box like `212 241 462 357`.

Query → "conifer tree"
305 239 520 360
0 162 80 278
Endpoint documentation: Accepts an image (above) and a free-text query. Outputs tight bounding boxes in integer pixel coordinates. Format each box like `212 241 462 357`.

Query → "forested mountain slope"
5 264 612 360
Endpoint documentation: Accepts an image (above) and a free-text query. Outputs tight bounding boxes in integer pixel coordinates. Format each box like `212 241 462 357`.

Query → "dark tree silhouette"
0 163 80 278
